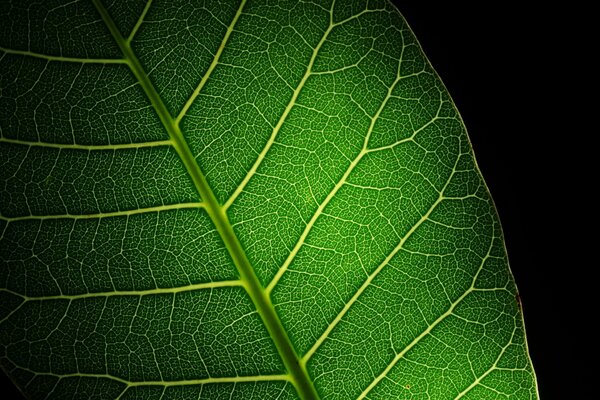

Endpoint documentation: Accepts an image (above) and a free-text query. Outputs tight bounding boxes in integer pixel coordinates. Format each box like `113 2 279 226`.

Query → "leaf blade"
0 0 537 399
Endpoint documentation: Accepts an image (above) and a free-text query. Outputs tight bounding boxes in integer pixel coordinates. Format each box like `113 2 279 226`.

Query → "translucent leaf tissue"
0 0 538 398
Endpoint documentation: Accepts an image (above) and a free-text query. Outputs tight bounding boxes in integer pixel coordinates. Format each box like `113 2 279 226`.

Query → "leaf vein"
223 2 339 211
127 0 153 44
265 57 437 295
175 0 247 125
302 126 462 364
0 137 173 150
355 217 498 399
0 46 126 64
0 202 204 222
7 371 291 386
91 1 318 397
0 280 243 301
453 324 518 399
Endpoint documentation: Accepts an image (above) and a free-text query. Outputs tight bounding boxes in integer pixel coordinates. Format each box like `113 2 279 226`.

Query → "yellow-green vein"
0 46 126 64
91 1 319 398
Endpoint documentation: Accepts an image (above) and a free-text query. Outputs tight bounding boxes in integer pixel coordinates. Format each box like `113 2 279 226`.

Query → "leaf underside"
0 0 537 399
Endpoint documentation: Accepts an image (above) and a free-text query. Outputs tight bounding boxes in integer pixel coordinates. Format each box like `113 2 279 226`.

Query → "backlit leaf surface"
0 0 538 398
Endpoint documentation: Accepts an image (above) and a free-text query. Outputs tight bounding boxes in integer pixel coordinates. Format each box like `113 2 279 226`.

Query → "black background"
396 2 590 399
2 2 589 398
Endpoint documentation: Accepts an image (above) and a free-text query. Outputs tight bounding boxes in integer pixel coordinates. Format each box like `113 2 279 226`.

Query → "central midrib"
92 1 319 399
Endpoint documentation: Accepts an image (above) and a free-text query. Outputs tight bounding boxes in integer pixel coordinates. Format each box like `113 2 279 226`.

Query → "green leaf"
0 0 538 398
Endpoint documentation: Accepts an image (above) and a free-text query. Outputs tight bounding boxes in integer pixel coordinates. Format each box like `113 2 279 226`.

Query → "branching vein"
0 137 173 150
0 202 204 222
0 46 126 64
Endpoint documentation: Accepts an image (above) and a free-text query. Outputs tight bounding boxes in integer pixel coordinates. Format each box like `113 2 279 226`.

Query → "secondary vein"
357 217 497 400
223 1 379 212
127 0 153 44
0 137 173 151
0 202 204 222
175 0 247 125
1 280 243 301
0 46 126 64
16 370 291 386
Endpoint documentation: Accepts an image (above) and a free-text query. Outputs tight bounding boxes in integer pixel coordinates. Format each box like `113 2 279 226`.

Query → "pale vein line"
302 135 459 363
0 298 26 325
1 280 243 301
223 6 385 212
92 0 314 395
356 217 496 400
265 150 365 295
0 202 204 222
365 116 450 154
454 325 518 399
115 388 127 400
18 371 290 386
0 137 173 150
0 46 126 64
127 0 153 44
266 108 441 295
175 0 247 125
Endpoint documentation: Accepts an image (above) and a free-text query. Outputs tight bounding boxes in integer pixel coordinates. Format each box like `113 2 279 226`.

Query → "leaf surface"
0 0 538 398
